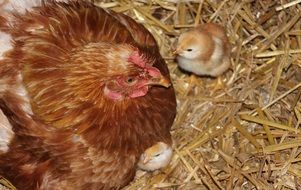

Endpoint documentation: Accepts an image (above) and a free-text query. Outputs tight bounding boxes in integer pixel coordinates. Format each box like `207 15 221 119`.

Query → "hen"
0 1 176 189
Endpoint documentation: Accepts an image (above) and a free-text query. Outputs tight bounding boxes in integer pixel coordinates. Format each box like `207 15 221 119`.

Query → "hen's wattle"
0 1 177 189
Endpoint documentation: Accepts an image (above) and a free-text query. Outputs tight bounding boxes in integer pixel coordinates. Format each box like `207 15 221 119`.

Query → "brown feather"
0 1 176 189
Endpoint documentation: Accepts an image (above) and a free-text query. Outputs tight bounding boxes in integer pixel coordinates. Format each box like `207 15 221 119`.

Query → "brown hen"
0 1 177 189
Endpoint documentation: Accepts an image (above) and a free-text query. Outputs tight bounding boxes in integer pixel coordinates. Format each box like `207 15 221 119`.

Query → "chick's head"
174 30 213 60
138 142 173 171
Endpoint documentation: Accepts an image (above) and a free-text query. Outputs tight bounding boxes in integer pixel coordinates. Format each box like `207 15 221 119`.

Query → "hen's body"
0 1 176 189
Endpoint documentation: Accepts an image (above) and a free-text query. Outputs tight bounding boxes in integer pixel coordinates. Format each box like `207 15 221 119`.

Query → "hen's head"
23 41 170 104
89 44 170 101
66 42 170 102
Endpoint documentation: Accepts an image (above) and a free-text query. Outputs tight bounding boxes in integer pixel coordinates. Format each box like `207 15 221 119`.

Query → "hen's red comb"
128 50 147 68
128 50 161 77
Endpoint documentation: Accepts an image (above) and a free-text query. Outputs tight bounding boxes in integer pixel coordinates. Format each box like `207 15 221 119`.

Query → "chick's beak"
172 47 182 55
172 49 178 55
143 155 152 164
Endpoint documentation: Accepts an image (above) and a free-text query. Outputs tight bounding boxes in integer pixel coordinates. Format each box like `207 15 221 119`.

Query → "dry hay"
91 0 301 189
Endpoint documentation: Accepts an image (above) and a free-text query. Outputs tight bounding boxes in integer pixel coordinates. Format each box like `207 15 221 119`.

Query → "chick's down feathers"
0 1 176 189
175 23 230 77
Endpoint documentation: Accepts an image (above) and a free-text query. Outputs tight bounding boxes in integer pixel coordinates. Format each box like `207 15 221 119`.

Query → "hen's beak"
148 75 171 88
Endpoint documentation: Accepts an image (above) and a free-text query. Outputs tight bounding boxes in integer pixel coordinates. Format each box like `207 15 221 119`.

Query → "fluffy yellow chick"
174 23 230 78
138 142 173 171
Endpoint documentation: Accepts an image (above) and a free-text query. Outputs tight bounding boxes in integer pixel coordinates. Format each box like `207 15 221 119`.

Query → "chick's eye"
186 49 193 52
154 153 161 157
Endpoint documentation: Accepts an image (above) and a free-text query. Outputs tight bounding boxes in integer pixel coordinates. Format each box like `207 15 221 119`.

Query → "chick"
174 23 231 90
138 142 173 171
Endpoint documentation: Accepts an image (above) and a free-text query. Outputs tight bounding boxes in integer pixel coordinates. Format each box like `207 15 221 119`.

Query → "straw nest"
91 0 301 189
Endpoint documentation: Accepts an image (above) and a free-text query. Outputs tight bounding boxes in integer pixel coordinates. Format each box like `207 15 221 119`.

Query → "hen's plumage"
0 1 176 189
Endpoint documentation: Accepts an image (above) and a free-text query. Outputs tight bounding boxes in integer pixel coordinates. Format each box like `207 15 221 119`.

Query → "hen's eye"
125 77 136 84
186 49 193 52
